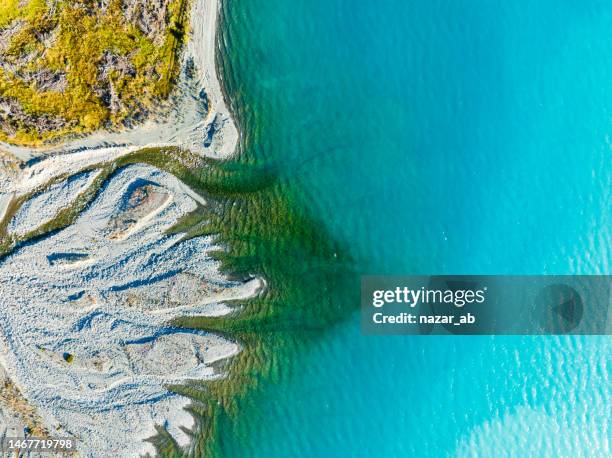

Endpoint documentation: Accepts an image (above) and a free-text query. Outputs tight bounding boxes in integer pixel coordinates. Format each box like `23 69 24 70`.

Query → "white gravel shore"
0 164 260 457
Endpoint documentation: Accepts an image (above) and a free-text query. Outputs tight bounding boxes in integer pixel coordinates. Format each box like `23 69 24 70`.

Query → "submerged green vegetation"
0 0 190 146
143 155 357 458
166 171 358 458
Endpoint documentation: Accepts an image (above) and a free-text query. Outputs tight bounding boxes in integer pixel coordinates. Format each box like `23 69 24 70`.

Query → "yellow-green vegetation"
0 0 190 146
62 352 74 363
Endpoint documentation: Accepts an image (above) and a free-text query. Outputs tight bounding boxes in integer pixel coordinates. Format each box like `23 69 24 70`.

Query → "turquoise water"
216 0 611 456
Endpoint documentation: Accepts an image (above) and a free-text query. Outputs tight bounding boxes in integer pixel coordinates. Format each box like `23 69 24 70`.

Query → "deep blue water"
218 0 610 456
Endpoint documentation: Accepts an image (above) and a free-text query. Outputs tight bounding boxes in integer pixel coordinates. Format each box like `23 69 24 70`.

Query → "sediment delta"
0 162 262 456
